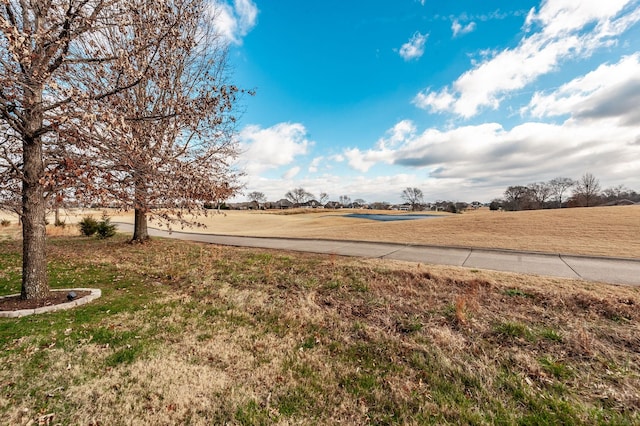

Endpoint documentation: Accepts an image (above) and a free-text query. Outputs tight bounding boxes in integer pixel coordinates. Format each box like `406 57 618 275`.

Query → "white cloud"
452 20 476 37
234 105 640 203
239 122 312 175
308 156 324 173
212 0 258 45
532 0 632 37
413 88 455 113
341 110 640 199
343 148 375 173
282 166 301 180
524 7 537 30
398 32 428 61
343 146 396 173
352 47 640 199
344 121 421 172
376 120 417 149
414 0 640 118
231 172 432 205
525 53 640 125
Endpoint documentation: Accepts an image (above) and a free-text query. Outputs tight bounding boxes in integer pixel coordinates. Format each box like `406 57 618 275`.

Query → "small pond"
343 213 445 222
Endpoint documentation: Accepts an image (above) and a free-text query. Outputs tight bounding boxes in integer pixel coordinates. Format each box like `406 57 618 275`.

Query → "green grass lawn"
1 233 639 425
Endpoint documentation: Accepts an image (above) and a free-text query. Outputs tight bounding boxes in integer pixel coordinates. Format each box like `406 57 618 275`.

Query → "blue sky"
215 0 640 204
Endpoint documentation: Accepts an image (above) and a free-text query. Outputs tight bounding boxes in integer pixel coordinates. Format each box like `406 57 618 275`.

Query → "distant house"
604 199 636 206
299 200 322 209
324 201 341 209
274 199 293 209
369 202 390 210
349 201 368 209
431 201 449 211
228 201 259 210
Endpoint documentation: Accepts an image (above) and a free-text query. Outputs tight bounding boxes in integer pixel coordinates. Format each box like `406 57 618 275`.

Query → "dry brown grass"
4 205 637 257
1 233 639 424
0 223 20 241
244 206 639 258
114 205 640 258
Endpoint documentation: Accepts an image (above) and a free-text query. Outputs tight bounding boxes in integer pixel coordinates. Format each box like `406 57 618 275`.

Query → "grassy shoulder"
1 232 639 425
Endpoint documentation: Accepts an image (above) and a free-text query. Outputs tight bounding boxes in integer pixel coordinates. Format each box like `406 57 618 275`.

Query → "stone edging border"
0 288 102 319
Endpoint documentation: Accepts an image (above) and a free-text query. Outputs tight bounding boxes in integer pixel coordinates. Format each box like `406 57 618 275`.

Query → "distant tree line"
234 187 473 213
240 188 369 210
491 173 639 211
240 175 638 214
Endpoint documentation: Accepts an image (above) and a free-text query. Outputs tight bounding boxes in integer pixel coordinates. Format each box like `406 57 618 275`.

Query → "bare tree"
601 184 633 204
503 186 532 211
285 187 313 205
528 182 552 209
247 191 266 204
93 0 243 242
548 177 575 208
0 0 172 299
318 192 329 204
489 199 503 211
1 129 76 225
338 195 351 207
0 130 21 220
0 181 21 220
573 172 601 207
401 187 424 211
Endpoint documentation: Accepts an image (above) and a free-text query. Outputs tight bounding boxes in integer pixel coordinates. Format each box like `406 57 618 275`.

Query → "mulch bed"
0 290 91 312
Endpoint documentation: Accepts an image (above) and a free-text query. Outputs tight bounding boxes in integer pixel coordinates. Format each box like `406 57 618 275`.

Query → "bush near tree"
79 216 100 237
79 215 116 239
96 216 117 239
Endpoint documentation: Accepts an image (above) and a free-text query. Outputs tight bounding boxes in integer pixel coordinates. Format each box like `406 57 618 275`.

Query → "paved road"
115 223 640 286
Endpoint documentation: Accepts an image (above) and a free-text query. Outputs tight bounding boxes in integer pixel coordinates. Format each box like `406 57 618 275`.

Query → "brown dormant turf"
2 205 638 258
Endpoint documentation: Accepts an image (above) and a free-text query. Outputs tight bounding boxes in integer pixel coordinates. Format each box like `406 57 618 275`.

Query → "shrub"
96 216 116 239
79 216 99 236
0 219 10 227
54 219 66 228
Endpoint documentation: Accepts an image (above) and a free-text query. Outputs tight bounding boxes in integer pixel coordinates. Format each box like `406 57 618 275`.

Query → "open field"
3 204 637 258
1 231 639 424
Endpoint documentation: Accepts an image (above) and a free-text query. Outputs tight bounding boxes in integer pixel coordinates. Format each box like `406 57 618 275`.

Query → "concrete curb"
0 288 102 319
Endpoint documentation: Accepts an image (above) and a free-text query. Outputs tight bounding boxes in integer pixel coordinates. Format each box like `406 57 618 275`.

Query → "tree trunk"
132 175 149 242
21 136 49 300
20 80 49 300
132 208 149 242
